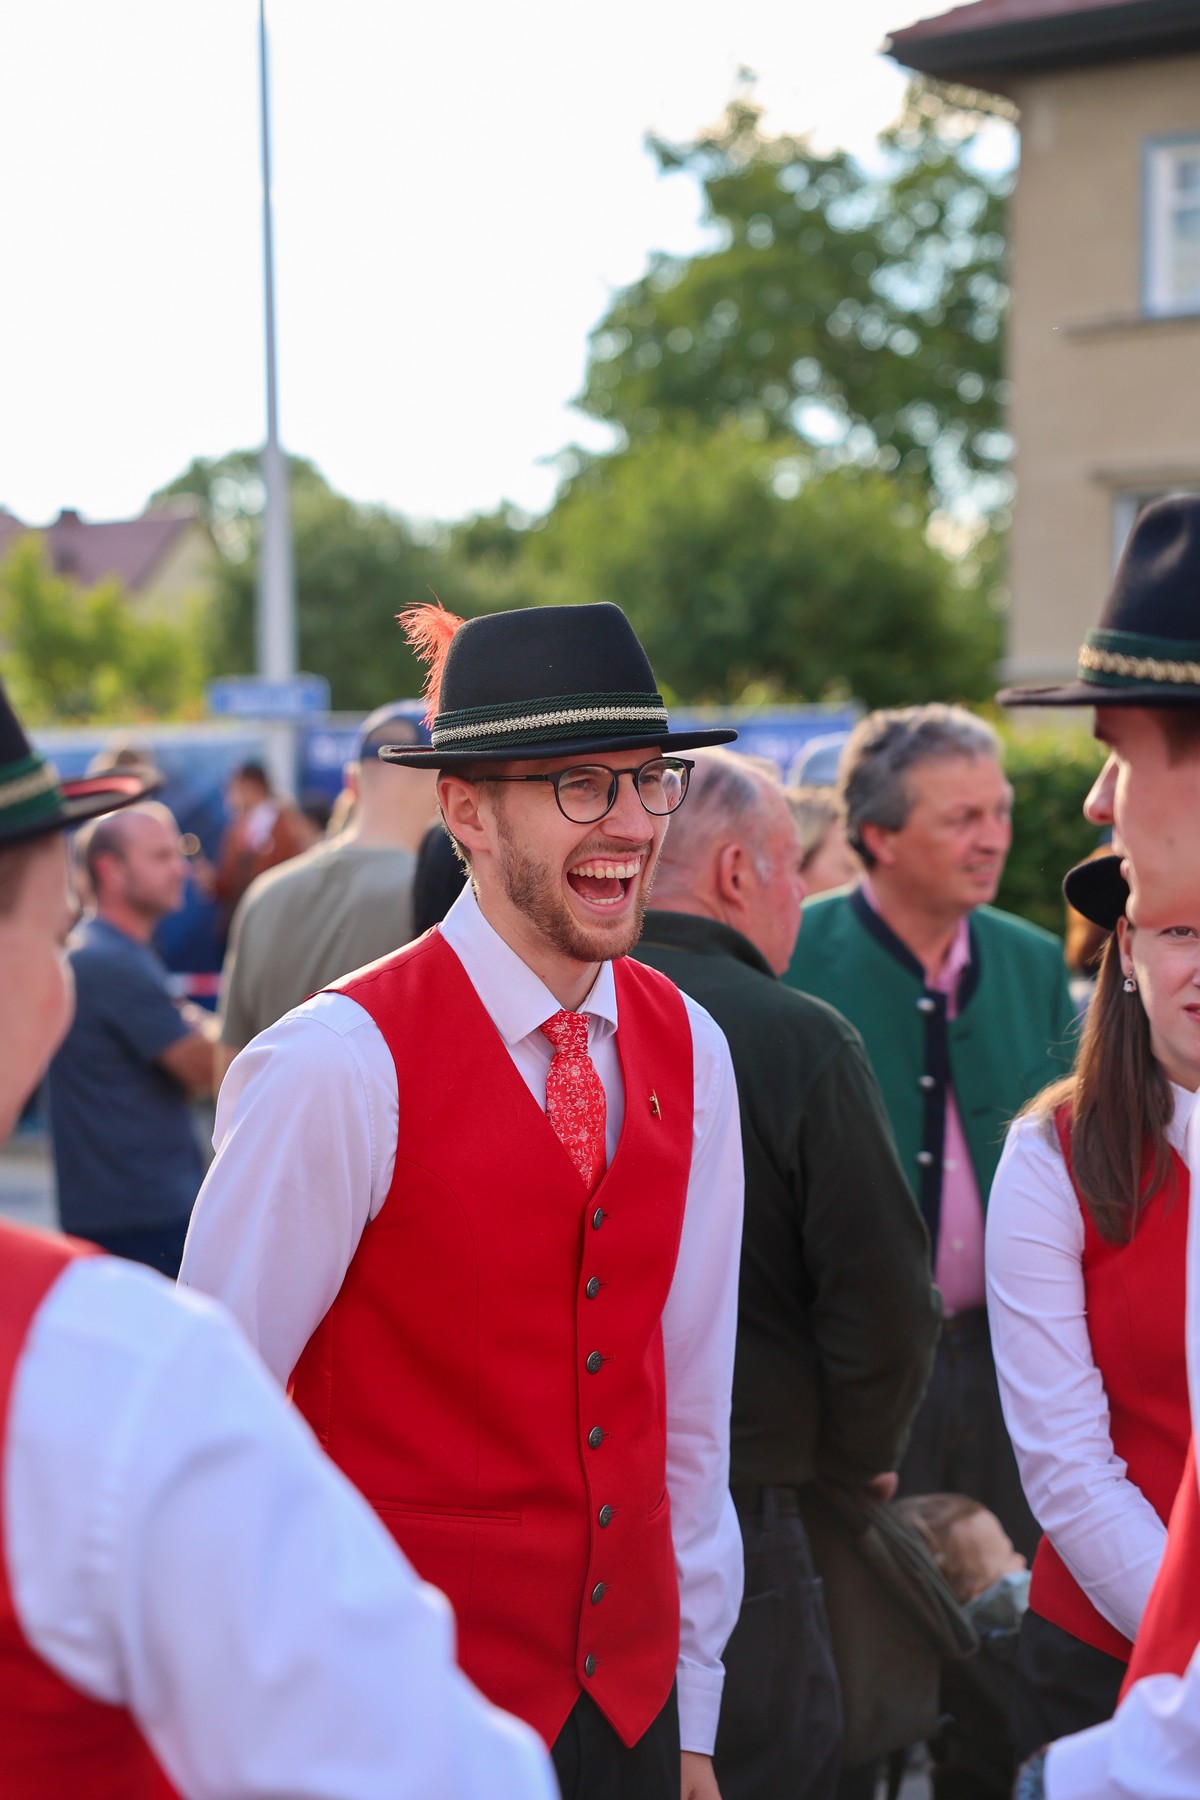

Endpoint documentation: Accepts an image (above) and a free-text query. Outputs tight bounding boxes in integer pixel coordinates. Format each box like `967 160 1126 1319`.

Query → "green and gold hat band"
431 690 670 752
0 752 64 833
1077 627 1200 691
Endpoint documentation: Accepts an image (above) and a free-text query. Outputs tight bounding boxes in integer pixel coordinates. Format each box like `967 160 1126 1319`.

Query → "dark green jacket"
637 912 940 1489
784 887 1077 1246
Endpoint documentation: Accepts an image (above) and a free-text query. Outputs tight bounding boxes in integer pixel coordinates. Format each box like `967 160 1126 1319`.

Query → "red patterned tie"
540 1010 607 1195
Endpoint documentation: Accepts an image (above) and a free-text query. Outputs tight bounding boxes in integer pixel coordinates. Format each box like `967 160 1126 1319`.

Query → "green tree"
0 537 210 723
577 84 1011 511
155 448 509 711
506 429 1000 707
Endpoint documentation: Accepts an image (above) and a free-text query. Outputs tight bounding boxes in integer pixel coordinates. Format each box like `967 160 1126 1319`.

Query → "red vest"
0 1219 167 1799
1122 1439 1200 1694
291 931 695 1749
1027 1109 1191 1662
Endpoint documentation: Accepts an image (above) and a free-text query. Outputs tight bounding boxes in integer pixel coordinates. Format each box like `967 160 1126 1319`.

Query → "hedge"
994 724 1107 938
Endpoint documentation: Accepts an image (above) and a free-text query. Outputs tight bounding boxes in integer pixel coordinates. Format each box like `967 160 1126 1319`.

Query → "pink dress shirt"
861 881 986 1315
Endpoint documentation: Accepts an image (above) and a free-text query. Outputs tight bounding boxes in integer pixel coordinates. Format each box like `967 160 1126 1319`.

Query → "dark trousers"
1010 1609 1127 1763
78 1216 191 1280
715 1486 842 1800
897 1308 1039 1563
552 1687 679 1800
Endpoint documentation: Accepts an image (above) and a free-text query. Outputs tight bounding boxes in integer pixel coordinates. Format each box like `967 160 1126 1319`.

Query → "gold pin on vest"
649 1091 661 1118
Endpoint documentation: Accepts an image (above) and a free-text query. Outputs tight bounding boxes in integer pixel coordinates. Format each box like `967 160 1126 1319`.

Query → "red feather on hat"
398 600 463 725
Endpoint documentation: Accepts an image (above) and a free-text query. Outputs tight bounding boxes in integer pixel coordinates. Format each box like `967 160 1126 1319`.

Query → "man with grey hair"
46 803 217 1275
638 748 940 1799
785 705 1076 1559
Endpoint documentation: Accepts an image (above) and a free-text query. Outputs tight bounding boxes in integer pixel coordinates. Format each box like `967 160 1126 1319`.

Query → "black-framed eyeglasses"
477 756 694 824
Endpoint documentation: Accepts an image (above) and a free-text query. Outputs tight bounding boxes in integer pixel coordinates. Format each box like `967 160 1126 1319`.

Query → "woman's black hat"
1063 852 1128 933
380 602 737 768
999 494 1200 707
0 682 159 847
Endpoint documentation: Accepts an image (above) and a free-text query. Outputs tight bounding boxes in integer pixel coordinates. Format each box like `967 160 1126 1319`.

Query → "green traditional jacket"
783 886 1077 1248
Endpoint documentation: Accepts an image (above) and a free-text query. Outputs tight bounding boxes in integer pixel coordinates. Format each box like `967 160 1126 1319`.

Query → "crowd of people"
3 492 1200 1798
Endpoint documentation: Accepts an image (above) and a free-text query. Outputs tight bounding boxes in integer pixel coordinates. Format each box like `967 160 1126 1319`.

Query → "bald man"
636 749 939 1798
46 804 218 1274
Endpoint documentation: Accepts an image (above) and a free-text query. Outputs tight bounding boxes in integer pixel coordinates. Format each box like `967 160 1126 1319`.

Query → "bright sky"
3 0 980 531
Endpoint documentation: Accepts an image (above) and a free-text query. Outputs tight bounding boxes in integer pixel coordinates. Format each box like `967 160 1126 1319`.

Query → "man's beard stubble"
494 806 655 965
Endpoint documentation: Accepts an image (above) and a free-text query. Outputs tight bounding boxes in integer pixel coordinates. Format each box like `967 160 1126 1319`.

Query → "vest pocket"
374 1500 523 1525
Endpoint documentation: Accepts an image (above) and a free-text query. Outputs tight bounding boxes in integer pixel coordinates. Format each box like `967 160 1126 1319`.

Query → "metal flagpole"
256 0 298 794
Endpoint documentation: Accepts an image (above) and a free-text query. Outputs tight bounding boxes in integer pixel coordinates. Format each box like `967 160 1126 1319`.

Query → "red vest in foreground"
0 1219 166 1799
291 931 695 1749
1028 1111 1190 1663
1123 1438 1200 1694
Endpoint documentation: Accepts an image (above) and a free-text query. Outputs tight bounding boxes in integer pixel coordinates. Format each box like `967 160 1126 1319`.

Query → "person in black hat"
999 493 1200 932
0 680 556 1799
182 602 748 1800
999 497 1200 1799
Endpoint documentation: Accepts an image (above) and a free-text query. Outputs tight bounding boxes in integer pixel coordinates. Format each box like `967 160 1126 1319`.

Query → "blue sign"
207 673 331 721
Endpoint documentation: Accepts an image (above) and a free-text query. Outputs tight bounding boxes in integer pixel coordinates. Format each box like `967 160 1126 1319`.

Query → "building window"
1113 486 1200 566
1144 137 1200 316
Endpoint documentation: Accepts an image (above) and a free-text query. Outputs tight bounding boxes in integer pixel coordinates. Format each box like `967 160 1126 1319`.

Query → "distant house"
886 0 1200 690
0 503 217 618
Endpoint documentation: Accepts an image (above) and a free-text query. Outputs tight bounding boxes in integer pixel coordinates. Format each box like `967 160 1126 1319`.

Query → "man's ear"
438 773 490 858
858 821 893 869
715 841 748 908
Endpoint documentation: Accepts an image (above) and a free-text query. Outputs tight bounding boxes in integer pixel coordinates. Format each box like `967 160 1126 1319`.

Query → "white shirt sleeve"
666 994 745 1755
179 993 397 1384
985 1115 1167 1642
6 1257 556 1800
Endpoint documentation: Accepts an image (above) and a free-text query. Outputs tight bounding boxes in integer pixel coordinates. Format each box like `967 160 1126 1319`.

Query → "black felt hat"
1063 852 1128 933
380 602 737 768
0 683 159 847
999 494 1200 707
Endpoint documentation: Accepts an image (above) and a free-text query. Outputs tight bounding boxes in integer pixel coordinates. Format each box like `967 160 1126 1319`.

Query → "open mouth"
566 855 645 909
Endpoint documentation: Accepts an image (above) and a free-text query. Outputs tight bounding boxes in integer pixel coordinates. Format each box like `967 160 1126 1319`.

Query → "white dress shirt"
5 1253 556 1800
181 882 746 1755
1046 1088 1200 1800
986 1086 1193 1643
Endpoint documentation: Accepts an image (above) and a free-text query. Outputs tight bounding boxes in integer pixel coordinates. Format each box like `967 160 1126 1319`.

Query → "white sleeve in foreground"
1048 1657 1200 1800
179 995 397 1384
663 995 745 1756
8 1258 556 1800
985 1117 1167 1641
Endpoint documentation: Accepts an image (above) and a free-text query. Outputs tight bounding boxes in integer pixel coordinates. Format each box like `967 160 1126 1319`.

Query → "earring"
1123 973 1137 994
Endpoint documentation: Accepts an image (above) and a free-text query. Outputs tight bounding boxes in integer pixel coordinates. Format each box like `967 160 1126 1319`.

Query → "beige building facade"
888 2 1200 688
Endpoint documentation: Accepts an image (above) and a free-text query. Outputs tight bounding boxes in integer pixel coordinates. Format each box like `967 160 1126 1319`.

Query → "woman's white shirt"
985 1085 1194 1644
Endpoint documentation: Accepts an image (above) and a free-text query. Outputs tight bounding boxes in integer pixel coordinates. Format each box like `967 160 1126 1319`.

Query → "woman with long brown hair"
986 853 1197 1760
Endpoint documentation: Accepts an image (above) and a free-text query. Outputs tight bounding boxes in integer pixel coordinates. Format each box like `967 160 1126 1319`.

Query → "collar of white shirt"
1168 1082 1198 1161
439 882 618 1052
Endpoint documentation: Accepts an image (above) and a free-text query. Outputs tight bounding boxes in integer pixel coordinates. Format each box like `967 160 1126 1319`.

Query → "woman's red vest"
291 931 695 1750
0 1219 167 1798
1027 1108 1190 1662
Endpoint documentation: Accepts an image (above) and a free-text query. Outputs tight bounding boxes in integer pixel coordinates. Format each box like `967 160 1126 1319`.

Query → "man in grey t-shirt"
215 704 438 1088
47 803 216 1274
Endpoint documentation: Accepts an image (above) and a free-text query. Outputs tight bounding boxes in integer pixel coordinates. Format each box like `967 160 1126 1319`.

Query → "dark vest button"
598 1503 614 1527
583 1653 597 1677
591 1582 606 1604
586 1350 603 1374
585 1276 601 1299
588 1426 604 1449
592 1207 606 1230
